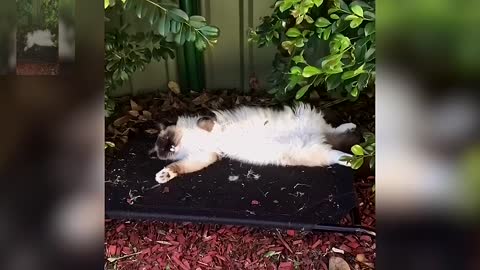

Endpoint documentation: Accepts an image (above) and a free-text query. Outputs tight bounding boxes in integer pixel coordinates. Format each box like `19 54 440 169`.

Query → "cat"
24 29 56 52
150 103 358 183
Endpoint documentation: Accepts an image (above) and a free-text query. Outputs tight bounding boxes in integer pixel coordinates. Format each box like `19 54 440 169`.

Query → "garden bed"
105 90 375 231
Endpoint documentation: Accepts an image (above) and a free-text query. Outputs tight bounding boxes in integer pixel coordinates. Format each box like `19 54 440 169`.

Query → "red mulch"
105 176 375 270
16 63 59 75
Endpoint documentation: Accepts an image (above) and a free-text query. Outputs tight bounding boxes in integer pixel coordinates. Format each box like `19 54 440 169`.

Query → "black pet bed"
106 133 374 235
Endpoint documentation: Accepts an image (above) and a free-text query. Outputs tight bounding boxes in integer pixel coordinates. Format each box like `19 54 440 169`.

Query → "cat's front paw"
155 167 178 183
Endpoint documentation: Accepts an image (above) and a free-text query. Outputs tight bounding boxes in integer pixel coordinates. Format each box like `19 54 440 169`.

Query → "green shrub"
104 0 220 117
340 131 375 170
249 0 375 101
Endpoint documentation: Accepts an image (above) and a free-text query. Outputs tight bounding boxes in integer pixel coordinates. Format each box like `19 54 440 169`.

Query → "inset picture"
16 0 74 75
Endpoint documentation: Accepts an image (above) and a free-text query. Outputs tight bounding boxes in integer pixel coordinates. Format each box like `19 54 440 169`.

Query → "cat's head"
149 122 182 160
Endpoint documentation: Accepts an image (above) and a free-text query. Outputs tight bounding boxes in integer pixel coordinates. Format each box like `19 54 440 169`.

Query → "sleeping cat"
150 103 358 183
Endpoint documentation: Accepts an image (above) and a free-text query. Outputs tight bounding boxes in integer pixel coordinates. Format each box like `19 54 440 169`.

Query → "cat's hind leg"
155 153 219 183
327 149 353 167
333 123 356 134
283 146 352 168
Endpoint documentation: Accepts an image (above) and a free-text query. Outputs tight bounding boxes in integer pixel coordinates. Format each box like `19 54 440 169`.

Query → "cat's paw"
155 167 178 183
335 123 356 133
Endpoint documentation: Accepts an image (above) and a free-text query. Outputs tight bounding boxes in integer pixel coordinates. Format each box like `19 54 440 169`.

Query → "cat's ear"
157 119 176 131
197 116 216 132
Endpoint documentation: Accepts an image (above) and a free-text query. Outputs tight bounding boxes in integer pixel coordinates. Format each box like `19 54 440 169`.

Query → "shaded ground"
105 89 375 269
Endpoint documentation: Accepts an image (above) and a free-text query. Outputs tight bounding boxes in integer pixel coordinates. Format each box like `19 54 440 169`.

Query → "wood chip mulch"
16 62 59 75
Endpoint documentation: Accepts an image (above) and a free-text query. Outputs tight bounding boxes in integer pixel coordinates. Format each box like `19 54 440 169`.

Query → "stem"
143 0 167 12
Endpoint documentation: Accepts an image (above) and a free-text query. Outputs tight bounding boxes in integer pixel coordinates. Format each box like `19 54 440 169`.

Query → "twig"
106 251 142 263
276 232 293 253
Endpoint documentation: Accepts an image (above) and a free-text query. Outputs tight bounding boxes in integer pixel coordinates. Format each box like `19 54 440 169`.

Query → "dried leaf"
119 136 128 143
130 100 143 111
142 110 152 120
331 247 345 254
168 81 181 95
145 129 159 135
128 110 140 117
355 254 366 263
329 256 350 270
113 115 131 127
192 93 211 105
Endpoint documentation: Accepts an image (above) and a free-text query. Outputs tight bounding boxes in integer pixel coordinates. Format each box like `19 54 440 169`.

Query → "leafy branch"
340 131 375 170
249 0 375 101
105 0 219 50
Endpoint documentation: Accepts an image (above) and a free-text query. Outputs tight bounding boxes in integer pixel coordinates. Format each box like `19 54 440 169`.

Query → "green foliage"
104 29 176 101
249 0 375 101
104 0 220 117
340 131 375 170
17 0 59 47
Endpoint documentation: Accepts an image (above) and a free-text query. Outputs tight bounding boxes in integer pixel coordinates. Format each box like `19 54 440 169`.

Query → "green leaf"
292 54 306 64
345 15 358 21
296 15 304 25
105 141 115 148
194 38 207 50
104 0 110 9
290 66 302 75
199 26 219 37
136 1 144 18
321 54 342 69
281 41 294 54
302 66 322 77
294 38 305 47
335 0 350 11
295 85 310 100
326 74 342 90
351 86 359 97
169 8 189 22
350 17 363 28
363 11 375 20
364 22 375 36
350 5 363 17
341 71 356 80
189 15 207 28
315 17 331 28
351 157 364 169
365 47 375 61
313 0 323 7
304 15 314 24
351 145 364 156
330 14 340 20
323 27 331 40
286 27 302 37
369 157 375 169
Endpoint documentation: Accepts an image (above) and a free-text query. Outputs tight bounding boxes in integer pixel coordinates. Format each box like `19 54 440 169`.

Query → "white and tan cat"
150 103 357 183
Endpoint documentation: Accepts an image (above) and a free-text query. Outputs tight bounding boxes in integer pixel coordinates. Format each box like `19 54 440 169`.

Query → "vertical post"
178 0 204 91
32 0 43 26
192 0 205 90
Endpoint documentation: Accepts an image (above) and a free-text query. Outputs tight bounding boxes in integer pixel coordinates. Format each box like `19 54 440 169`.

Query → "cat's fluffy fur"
152 103 357 183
